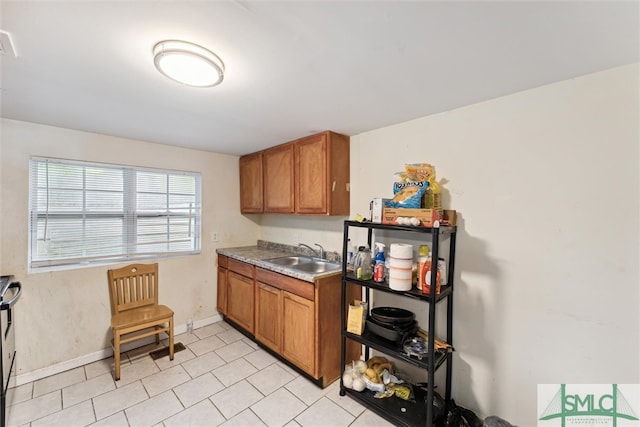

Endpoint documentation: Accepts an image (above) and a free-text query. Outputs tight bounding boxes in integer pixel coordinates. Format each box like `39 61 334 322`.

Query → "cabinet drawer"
228 259 255 278
256 268 315 301
217 254 228 268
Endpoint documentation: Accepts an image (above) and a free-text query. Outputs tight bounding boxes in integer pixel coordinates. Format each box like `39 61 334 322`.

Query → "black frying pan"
370 306 415 325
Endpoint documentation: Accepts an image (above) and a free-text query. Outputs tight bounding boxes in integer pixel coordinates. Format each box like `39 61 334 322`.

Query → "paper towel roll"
389 276 412 291
389 267 412 280
389 257 413 269
389 243 413 259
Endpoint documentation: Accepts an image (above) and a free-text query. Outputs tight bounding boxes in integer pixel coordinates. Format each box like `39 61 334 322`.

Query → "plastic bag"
389 181 429 208
446 400 483 427
483 416 514 427
397 163 436 183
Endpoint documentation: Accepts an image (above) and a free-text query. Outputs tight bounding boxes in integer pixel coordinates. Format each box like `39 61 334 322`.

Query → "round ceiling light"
153 40 225 88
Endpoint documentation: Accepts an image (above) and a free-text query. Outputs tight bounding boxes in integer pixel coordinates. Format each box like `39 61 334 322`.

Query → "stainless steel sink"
263 256 341 274
291 260 341 274
264 255 314 266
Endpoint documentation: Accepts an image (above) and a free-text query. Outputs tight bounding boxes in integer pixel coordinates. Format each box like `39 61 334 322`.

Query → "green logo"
539 384 639 427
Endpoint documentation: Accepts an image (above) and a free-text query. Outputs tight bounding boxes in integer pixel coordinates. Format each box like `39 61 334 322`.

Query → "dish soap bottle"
416 245 429 291
421 251 442 296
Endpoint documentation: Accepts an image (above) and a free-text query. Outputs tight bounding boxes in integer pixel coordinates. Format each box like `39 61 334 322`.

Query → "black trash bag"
483 415 514 427
432 391 447 422
445 399 483 427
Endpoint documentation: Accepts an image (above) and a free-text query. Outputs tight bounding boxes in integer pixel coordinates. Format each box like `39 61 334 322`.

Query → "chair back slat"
108 263 159 314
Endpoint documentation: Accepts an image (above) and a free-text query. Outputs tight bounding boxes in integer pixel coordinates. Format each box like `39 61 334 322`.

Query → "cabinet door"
217 267 228 315
295 133 327 214
282 291 316 376
227 271 255 333
255 282 282 353
263 144 294 213
239 152 263 213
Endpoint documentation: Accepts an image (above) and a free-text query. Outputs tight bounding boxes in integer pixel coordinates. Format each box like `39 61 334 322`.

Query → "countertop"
216 245 342 283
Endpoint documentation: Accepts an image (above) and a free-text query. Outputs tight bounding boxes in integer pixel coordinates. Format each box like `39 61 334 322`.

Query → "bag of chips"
392 163 441 210
398 163 436 183
389 181 429 208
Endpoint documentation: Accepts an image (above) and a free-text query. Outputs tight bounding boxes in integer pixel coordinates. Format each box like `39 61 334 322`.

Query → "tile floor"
8 320 393 427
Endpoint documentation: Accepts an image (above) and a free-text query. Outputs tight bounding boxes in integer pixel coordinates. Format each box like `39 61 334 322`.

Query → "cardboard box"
382 208 440 227
346 300 367 335
370 198 391 223
441 209 457 226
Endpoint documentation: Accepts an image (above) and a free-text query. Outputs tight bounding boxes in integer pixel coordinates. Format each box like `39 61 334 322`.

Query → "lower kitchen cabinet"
226 259 256 333
281 291 315 375
255 280 315 375
255 282 282 353
220 258 361 388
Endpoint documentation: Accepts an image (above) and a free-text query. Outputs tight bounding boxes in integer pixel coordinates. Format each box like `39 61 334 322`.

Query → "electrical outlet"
212 232 219 242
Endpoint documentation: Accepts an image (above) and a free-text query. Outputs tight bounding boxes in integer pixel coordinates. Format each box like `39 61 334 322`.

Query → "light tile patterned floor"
8 320 394 426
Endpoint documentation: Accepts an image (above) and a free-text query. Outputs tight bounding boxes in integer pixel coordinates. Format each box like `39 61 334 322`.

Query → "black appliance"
365 307 418 344
0 276 21 427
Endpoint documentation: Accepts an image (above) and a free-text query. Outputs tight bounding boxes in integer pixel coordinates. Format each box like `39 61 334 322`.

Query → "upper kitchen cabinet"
239 152 263 213
239 131 350 216
295 131 350 215
263 143 295 213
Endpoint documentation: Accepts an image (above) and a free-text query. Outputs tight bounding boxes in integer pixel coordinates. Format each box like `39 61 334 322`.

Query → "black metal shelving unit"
339 220 457 427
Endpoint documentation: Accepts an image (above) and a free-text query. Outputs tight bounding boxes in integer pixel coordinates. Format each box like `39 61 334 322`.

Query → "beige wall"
350 64 639 423
0 119 259 379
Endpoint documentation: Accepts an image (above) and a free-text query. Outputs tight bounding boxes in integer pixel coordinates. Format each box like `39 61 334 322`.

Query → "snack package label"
389 181 429 208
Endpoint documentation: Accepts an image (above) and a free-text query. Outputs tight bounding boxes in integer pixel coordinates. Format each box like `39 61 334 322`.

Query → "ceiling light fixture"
153 40 225 88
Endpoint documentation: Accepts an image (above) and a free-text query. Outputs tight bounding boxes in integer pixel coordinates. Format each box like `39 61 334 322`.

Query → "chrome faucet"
298 243 325 259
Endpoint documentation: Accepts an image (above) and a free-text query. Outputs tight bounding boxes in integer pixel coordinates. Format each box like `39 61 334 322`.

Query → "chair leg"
169 317 174 361
114 331 121 381
155 327 160 345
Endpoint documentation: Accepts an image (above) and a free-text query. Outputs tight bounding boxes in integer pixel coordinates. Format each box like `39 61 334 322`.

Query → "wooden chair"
107 263 174 380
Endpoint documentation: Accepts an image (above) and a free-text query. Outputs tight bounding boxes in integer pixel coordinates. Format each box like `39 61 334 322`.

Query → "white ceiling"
1 1 638 156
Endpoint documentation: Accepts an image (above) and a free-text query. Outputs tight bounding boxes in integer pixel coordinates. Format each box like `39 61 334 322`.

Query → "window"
29 157 201 269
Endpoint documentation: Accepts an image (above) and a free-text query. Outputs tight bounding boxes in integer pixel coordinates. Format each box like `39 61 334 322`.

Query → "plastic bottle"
421 251 442 296
416 245 429 291
353 246 363 273
374 243 386 264
438 257 447 286
356 246 373 281
351 242 359 270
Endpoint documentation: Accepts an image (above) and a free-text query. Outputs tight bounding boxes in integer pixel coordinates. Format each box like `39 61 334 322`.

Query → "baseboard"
13 315 223 386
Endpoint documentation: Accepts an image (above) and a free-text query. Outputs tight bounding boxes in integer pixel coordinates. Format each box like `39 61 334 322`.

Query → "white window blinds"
29 157 201 269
